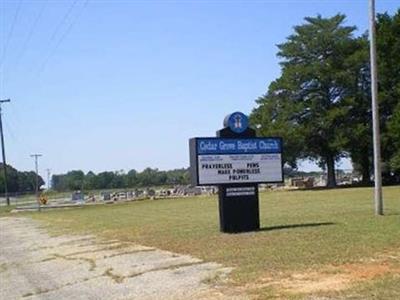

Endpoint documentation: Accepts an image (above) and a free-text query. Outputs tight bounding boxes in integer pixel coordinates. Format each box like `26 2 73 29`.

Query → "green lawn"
20 186 400 299
0 204 15 216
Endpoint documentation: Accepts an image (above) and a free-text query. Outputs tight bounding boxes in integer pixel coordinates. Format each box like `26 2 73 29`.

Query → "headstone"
72 191 84 202
102 192 111 201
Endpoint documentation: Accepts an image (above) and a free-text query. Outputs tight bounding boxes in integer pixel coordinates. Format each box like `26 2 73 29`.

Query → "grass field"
16 186 400 299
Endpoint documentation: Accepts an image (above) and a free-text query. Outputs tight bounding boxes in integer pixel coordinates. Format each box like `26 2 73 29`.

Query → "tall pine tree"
251 15 362 187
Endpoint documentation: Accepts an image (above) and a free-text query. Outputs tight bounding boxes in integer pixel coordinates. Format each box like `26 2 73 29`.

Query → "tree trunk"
361 152 372 185
326 155 337 187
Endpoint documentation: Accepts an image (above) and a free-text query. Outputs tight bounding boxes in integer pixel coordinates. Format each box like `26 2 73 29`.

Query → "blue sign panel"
224 112 249 133
196 138 281 155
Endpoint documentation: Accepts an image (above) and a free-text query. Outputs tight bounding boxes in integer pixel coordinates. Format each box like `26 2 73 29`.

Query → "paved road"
0 217 244 300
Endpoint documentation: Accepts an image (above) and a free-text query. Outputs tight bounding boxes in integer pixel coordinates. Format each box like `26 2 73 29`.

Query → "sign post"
189 112 283 233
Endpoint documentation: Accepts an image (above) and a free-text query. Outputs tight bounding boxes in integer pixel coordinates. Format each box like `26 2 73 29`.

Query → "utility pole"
46 168 51 190
369 0 383 215
31 154 42 211
0 99 11 206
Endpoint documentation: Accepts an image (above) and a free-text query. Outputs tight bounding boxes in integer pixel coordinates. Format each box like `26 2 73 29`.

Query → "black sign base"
217 126 260 233
218 184 260 233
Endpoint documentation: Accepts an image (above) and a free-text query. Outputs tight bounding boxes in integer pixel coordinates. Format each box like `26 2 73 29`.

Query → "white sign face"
198 153 282 185
190 137 283 185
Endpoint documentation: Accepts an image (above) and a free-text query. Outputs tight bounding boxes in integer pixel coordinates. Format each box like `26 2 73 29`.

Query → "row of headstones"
71 185 218 202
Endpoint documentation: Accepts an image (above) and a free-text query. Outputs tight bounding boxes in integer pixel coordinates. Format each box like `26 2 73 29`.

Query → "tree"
83 171 97 190
327 10 400 184
96 171 115 189
50 167 190 192
165 168 190 185
0 164 19 193
387 103 400 173
0 164 44 193
18 171 44 192
376 10 400 180
137 168 160 186
65 170 85 190
342 34 373 184
250 86 305 168
251 14 361 187
110 171 125 189
125 169 138 187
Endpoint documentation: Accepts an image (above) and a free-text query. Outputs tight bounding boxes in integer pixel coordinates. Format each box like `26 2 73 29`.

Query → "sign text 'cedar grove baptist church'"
190 137 283 185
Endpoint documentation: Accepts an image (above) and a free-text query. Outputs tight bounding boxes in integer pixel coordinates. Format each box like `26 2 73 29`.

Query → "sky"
0 0 399 179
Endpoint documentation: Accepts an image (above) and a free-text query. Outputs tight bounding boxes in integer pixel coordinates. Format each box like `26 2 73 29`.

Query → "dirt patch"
342 261 399 281
281 272 351 293
247 250 400 296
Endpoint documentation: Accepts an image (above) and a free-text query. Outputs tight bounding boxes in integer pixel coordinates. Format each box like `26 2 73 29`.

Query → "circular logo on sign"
224 112 248 133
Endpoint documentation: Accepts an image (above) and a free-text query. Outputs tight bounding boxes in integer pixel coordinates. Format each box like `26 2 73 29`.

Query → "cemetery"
0 2 399 299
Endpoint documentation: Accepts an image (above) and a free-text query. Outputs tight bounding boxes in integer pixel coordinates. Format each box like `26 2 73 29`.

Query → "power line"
3 116 17 142
13 0 47 70
36 0 89 76
1 0 5 97
2 98 21 141
0 0 23 69
49 0 79 43
36 0 79 73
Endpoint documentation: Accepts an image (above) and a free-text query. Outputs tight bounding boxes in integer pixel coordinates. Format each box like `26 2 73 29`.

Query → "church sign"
189 112 284 233
189 137 283 185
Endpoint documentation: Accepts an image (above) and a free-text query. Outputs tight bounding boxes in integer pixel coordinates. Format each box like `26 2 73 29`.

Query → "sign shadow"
259 222 336 232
